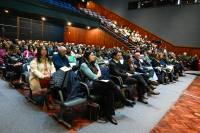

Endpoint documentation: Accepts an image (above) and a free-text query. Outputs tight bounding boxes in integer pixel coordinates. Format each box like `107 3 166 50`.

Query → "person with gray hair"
52 46 71 70
18 41 25 53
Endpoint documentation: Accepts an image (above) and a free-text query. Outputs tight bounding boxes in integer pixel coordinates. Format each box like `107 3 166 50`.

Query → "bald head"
135 52 141 60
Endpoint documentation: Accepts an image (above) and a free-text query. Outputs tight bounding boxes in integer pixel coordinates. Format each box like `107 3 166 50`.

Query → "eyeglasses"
42 49 47 51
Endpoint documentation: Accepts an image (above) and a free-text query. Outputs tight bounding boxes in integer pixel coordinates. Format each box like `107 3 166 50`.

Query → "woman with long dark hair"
4 44 27 89
29 46 56 109
152 53 167 85
79 50 135 125
23 44 36 60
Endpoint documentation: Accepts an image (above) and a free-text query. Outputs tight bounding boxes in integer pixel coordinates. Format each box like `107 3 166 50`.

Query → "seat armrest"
57 90 64 105
110 75 123 86
80 82 90 96
22 72 30 87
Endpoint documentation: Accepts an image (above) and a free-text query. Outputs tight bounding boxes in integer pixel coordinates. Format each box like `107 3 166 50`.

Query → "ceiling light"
42 17 45 21
5 10 9 13
68 22 71 25
87 26 90 29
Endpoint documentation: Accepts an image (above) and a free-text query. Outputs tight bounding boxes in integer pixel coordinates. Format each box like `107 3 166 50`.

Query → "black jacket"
4 53 26 71
19 47 25 53
49 50 59 56
101 52 110 59
122 61 135 74
151 59 161 67
49 69 85 101
109 59 127 79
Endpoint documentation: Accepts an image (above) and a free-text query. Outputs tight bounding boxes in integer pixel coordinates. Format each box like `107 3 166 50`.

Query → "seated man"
49 45 58 56
134 53 157 84
101 48 110 59
181 52 191 68
95 49 108 68
109 51 160 104
52 46 71 70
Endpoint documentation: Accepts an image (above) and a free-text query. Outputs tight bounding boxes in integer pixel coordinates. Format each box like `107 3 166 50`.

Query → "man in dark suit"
134 53 157 84
109 51 160 104
52 46 71 70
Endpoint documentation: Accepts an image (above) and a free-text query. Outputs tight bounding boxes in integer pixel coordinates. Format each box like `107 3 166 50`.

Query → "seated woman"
29 46 56 109
49 45 58 56
23 44 36 60
0 42 9 66
79 50 135 125
4 44 27 89
151 53 167 85
123 54 157 90
75 48 83 61
141 51 151 66
66 49 76 62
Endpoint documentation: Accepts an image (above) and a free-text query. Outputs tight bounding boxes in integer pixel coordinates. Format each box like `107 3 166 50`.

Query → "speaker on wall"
65 27 68 32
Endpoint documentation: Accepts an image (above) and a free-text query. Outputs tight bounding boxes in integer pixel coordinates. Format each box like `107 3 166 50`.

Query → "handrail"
100 24 136 49
87 1 176 47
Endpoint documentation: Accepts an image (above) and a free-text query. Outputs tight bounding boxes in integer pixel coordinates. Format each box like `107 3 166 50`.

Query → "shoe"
150 84 157 90
149 79 158 84
148 89 160 95
20 84 29 90
47 102 54 110
180 74 186 77
105 115 118 125
122 100 135 107
143 95 148 99
138 98 148 104
170 80 176 83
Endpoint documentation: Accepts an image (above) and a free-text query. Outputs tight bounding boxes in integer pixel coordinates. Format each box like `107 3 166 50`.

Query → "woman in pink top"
23 44 36 60
0 42 9 65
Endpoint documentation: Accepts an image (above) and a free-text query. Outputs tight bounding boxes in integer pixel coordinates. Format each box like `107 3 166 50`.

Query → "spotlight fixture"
68 22 71 26
87 26 90 29
42 17 45 21
5 10 9 13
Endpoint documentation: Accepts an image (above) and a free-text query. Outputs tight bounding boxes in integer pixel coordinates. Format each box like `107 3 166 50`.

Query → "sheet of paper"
27 65 30 71
100 80 109 82
70 63 76 67
120 60 124 64
104 60 108 64
60 66 70 72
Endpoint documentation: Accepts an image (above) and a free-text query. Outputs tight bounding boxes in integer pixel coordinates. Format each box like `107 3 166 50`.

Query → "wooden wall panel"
84 1 200 58
64 26 131 51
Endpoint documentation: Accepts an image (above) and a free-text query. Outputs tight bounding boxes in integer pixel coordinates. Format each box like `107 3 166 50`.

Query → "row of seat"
36 0 81 13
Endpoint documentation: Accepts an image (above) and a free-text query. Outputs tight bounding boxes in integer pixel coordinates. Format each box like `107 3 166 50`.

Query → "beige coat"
29 58 56 90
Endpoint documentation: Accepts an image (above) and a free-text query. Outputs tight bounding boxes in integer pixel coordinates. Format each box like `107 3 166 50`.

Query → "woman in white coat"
29 46 56 109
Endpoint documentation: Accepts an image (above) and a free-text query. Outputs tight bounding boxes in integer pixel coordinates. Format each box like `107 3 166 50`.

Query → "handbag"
88 102 100 121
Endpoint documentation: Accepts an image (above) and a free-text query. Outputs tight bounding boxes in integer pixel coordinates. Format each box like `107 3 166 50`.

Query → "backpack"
115 90 125 108
124 88 136 101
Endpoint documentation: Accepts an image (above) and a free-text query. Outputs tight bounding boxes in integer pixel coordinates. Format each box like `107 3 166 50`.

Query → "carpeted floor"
151 76 200 133
0 73 197 133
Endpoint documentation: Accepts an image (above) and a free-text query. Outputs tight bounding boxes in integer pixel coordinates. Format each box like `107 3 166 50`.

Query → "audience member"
109 51 159 104
79 50 135 125
23 44 36 60
0 42 9 65
4 44 27 89
49 45 59 56
30 46 56 109
52 46 71 70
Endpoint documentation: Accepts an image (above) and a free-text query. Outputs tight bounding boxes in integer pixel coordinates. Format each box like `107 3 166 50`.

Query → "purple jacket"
0 49 6 65
23 50 36 60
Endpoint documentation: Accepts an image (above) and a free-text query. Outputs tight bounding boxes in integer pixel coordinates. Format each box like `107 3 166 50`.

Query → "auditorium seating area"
1 0 200 132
